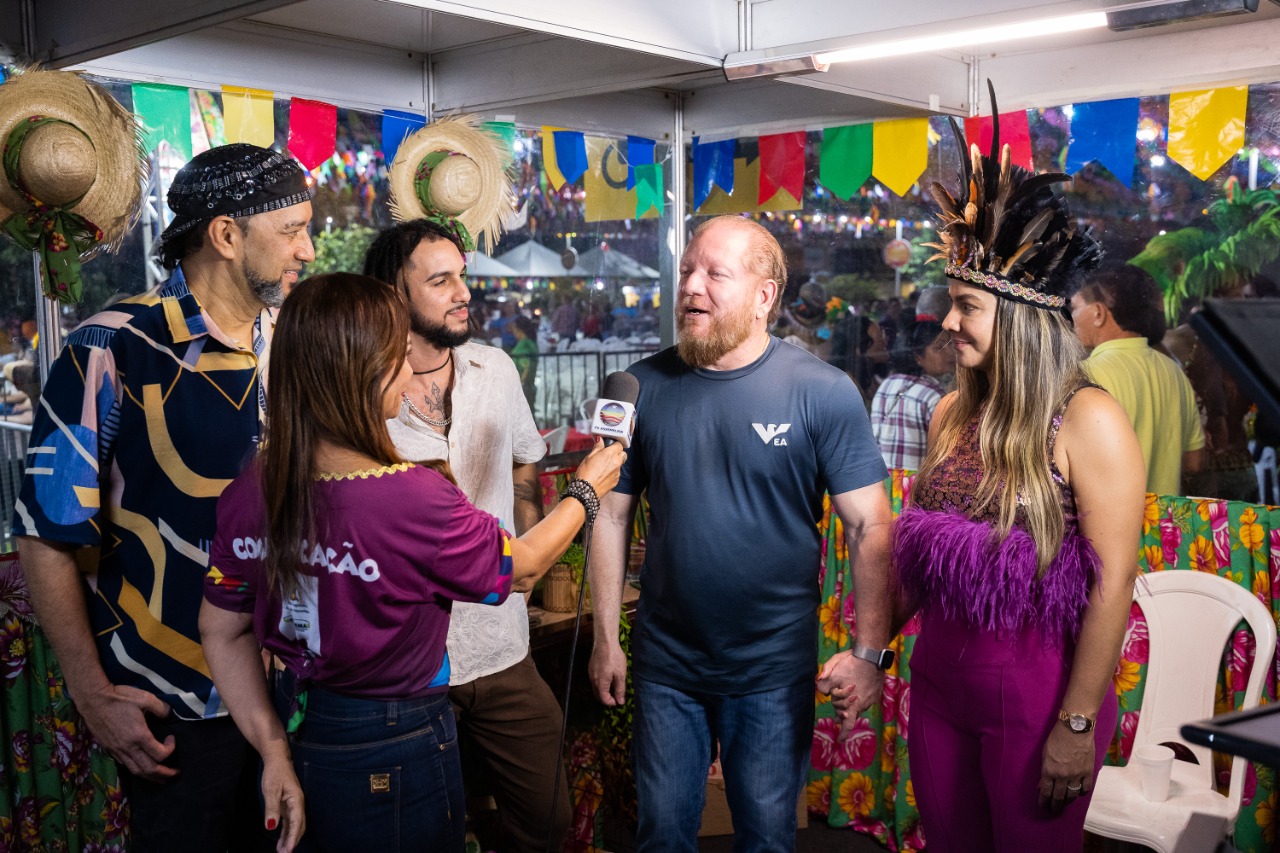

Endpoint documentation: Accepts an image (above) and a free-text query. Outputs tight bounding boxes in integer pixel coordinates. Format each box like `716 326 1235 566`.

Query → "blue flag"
382 110 426 165
693 137 736 210
626 135 656 190
1066 98 1140 187
553 130 588 185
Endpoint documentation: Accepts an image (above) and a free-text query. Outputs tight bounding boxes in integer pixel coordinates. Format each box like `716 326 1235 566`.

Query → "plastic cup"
1134 744 1175 802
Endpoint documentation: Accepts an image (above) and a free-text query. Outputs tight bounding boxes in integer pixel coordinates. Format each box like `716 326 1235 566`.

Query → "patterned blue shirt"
13 267 272 719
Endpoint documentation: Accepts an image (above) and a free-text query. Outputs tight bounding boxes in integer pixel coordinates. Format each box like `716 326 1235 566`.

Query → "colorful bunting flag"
820 124 872 200
964 110 1033 170
482 121 517 167
626 136 656 190
635 162 663 218
584 136 638 222
693 137 736 210
1065 98 1139 186
696 149 800 215
221 85 274 147
542 126 568 190
553 130 588 185
382 110 425 166
872 118 929 197
132 82 192 161
758 131 805 206
1167 87 1247 180
288 98 337 170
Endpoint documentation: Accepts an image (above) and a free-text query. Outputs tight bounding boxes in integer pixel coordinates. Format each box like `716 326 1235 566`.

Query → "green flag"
634 162 663 218
131 82 192 161
819 124 872 201
482 120 517 167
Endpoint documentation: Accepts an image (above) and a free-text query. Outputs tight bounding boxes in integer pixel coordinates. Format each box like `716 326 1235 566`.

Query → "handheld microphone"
589 371 639 448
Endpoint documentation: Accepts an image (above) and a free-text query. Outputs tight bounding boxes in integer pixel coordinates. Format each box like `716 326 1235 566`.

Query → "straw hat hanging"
0 68 147 304
387 115 515 252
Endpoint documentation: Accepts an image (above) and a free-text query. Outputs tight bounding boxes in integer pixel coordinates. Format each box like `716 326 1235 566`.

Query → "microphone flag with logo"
591 371 639 448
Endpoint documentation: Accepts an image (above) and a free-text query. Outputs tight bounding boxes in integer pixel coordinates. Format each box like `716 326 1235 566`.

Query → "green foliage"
560 541 586 585
826 274 884 307
1134 182 1280 324
901 236 947 291
308 225 377 277
600 609 636 831
559 542 585 569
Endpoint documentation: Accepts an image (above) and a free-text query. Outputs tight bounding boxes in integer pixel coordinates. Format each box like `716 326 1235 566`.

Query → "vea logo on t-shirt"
752 423 791 446
230 536 382 582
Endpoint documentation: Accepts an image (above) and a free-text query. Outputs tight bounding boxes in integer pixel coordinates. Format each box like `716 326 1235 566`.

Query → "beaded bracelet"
559 479 600 526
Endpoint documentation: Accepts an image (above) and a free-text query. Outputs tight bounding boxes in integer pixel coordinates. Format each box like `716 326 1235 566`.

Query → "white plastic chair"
1085 570 1277 853
541 425 568 455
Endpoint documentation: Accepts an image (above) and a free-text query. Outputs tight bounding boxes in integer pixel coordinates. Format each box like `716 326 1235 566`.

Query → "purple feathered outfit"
896 392 1117 852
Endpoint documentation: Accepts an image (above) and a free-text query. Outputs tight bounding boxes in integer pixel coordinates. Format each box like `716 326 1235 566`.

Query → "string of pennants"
128 82 446 170
128 80 1253 220
127 81 664 221
687 85 1251 215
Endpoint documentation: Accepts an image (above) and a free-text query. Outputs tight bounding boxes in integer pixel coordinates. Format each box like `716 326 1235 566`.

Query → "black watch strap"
850 641 895 671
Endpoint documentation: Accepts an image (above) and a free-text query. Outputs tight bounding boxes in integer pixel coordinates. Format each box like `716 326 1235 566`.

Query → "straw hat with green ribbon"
387 115 514 253
0 68 147 305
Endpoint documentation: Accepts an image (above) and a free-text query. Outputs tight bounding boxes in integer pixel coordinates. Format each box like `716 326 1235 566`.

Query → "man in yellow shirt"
1070 263 1203 496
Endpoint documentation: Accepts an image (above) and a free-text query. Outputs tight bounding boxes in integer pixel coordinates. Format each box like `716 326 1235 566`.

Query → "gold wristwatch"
1058 710 1095 733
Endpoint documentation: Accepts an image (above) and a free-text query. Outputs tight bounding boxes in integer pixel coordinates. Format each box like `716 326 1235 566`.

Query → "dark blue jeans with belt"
275 677 465 852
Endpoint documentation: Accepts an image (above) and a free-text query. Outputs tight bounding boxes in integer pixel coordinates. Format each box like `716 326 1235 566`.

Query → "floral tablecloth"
811 471 1280 852
0 553 127 852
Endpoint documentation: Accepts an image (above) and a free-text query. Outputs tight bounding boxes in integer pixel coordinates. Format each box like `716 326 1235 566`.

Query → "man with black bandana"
15 144 313 852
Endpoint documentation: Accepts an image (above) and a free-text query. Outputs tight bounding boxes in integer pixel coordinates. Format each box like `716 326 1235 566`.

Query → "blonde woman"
836 103 1145 851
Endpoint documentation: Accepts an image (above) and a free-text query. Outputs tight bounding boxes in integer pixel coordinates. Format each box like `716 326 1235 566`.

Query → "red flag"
758 132 806 205
288 98 337 170
964 110 1033 171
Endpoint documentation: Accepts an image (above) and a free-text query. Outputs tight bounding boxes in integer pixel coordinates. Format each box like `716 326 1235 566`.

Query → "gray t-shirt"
619 337 887 694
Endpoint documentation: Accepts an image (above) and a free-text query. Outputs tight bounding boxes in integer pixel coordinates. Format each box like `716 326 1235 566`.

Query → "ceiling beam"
430 33 714 114
31 0 302 67
75 20 426 114
376 0 735 65
978 15 1280 109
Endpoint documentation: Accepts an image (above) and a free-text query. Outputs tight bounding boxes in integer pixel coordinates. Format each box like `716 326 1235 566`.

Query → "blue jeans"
277 683 465 853
632 677 813 853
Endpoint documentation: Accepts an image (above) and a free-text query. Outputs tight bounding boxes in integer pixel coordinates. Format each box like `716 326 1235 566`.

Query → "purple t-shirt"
205 462 513 699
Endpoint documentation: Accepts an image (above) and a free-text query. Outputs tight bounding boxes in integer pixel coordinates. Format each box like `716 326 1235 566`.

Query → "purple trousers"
907 612 1118 852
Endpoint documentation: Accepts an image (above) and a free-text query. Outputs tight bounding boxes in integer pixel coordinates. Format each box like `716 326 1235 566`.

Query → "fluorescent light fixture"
723 54 829 82
813 12 1108 65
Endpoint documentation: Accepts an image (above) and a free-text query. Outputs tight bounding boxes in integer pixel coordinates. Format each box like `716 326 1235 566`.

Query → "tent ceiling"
19 0 1280 138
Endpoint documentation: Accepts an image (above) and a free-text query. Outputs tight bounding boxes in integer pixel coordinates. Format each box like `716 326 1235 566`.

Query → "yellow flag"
221 86 274 147
695 155 800 215
583 136 659 222
1167 87 1247 181
872 118 929 197
542 126 568 191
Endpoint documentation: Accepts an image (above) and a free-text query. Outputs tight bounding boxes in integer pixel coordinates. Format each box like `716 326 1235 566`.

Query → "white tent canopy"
466 251 519 278
576 245 659 280
493 240 591 278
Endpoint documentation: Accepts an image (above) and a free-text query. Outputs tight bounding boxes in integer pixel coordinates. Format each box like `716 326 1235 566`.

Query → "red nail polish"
266 818 278 831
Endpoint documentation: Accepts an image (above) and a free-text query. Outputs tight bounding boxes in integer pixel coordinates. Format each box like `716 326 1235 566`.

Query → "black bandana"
158 144 313 245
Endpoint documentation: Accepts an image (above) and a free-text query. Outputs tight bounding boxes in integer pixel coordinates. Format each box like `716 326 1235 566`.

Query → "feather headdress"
925 82 1102 313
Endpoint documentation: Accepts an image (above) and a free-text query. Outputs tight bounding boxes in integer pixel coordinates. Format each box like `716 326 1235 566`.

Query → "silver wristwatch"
850 641 895 671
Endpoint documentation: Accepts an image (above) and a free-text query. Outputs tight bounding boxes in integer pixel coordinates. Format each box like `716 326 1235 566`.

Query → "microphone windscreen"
600 370 639 405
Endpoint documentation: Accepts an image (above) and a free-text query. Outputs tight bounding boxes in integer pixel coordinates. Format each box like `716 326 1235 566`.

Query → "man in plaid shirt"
871 321 954 471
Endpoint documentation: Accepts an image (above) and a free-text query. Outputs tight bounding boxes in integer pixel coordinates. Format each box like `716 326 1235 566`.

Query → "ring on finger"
1066 783 1083 793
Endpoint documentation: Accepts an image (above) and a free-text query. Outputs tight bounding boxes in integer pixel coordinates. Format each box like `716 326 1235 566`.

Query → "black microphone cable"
545 513 594 853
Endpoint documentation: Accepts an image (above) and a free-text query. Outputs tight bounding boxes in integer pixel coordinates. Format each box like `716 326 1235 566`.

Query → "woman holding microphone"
200 273 624 852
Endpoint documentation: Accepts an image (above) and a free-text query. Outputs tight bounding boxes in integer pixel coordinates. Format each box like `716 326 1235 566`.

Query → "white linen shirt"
387 341 547 685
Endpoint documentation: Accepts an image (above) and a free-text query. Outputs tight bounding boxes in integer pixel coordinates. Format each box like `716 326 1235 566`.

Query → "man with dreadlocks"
833 84 1145 851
